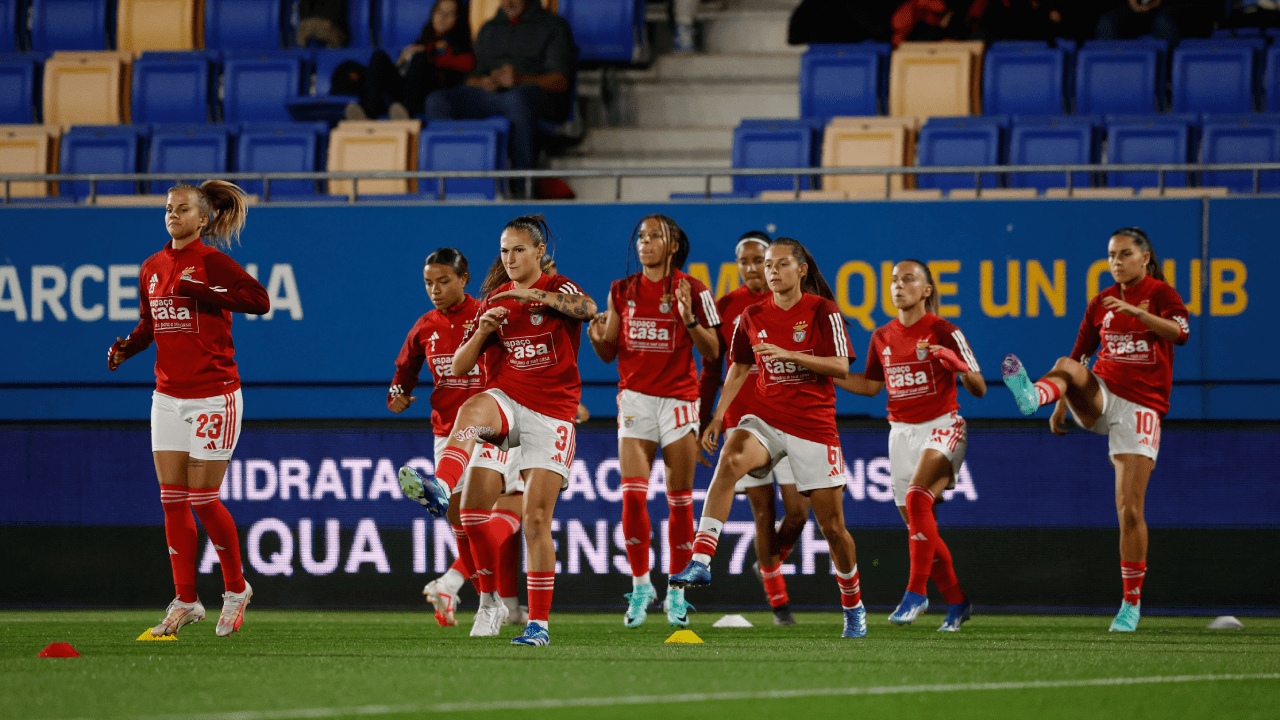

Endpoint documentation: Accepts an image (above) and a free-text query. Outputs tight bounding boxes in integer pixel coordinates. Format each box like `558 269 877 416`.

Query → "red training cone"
37 642 81 658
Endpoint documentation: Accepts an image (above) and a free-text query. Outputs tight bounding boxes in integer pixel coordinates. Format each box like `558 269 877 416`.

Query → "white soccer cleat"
423 578 459 627
215 581 253 637
469 597 509 637
151 597 205 636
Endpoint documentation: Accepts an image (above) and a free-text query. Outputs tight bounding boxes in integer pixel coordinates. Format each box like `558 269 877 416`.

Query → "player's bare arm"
701 361 751 453
1049 397 1070 436
588 292 620 363
490 288 598 320
677 278 719 359
835 372 884 397
753 342 849 379
451 307 506 377
1100 296 1184 341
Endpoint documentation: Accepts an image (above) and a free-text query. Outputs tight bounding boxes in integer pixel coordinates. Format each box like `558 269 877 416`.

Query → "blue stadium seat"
559 0 645 63
1105 117 1191 190
285 48 367 124
427 117 510 167
29 0 110 51
1 0 20 52
347 0 373 47
1007 116 1099 192
799 43 887 119
205 0 284 50
983 43 1066 116
1265 46 1280 113
236 121 326 196
1200 114 1280 193
58 124 147 199
1171 41 1259 113
1076 41 1164 114
147 124 235 194
418 126 500 199
223 50 308 122
731 120 816 195
916 116 1008 191
0 52 42 122
131 52 216 124
377 0 432 54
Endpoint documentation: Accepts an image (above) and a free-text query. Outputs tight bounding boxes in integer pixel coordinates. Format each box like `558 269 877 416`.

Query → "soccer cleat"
510 623 550 646
215 581 252 637
1109 601 1141 632
1001 354 1041 416
423 579 458 627
888 591 930 625
151 597 205 637
504 605 530 626
842 605 868 638
623 583 658 628
668 560 711 588
938 599 972 632
470 598 509 637
663 586 694 628
398 466 450 518
772 604 797 626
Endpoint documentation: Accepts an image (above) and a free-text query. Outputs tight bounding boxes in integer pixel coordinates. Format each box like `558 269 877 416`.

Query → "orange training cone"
37 642 81 658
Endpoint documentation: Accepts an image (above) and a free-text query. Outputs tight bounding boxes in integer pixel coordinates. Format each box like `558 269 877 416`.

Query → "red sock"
497 512 522 599
461 509 494 593
189 488 246 594
448 556 468 577
1034 380 1061 406
481 510 521 597
930 537 966 604
435 445 471 492
450 523 477 581
904 485 937 596
692 529 720 558
160 485 198 603
836 566 862 609
666 491 694 574
760 561 790 608
778 544 794 562
620 477 651 577
1121 560 1146 604
527 571 554 622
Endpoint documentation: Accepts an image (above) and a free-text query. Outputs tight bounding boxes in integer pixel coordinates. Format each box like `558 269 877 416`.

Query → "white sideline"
135 674 1280 720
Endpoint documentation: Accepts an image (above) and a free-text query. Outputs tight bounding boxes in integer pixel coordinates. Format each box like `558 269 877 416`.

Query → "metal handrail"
4 162 1280 203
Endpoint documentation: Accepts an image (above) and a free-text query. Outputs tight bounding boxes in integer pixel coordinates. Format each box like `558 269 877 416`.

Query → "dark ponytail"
424 247 470 284
897 258 939 315
1112 227 1164 281
769 237 837 303
480 214 554 297
625 214 691 309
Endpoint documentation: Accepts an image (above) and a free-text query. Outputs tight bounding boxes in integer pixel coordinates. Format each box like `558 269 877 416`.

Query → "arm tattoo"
533 290 597 320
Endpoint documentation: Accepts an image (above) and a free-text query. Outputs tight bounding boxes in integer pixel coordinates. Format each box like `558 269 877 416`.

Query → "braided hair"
623 214 691 313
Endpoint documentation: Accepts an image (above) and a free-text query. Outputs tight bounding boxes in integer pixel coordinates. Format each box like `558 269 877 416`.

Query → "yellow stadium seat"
0 125 60 197
947 188 1037 199
1044 187 1134 199
43 52 132 129
821 116 916 194
470 0 557 40
327 120 421 196
117 0 201 52
890 42 982 118
1137 186 1229 198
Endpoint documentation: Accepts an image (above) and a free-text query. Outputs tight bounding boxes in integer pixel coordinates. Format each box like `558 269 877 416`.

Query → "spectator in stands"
972 0 1095 43
338 0 476 120
297 0 349 48
424 0 576 186
788 0 898 45
1094 0 1215 43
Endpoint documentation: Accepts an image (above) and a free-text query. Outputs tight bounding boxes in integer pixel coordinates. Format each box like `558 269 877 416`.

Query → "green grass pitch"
2 610 1277 720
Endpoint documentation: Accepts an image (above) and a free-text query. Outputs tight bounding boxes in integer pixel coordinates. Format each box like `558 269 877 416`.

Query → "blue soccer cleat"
510 622 550 646
668 561 711 588
623 583 657 628
398 466 450 518
938 599 972 632
842 605 868 638
663 586 695 628
1001 354 1041 416
1109 601 1141 632
888 591 930 625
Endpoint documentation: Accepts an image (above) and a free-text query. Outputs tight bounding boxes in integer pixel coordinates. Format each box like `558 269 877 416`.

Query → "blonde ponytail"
169 180 248 250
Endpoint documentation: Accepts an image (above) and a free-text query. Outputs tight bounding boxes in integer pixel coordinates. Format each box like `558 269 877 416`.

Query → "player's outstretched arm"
587 293 620 363
834 372 884 397
754 343 849 379
490 288 598 320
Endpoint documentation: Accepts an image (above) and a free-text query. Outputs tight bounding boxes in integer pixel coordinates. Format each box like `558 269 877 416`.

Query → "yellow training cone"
664 630 704 644
136 629 178 642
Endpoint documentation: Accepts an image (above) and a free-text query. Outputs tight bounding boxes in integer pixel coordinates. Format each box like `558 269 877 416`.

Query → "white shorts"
485 388 576 487
433 436 525 496
1070 375 1161 464
888 411 967 506
151 389 244 461
733 414 845 495
617 389 700 448
732 423 797 492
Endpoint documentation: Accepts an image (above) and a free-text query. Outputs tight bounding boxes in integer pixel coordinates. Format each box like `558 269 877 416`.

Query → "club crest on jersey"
530 312 545 326
792 321 808 343
1138 300 1150 312
916 341 930 361
623 415 635 428
659 301 671 314
180 267 196 280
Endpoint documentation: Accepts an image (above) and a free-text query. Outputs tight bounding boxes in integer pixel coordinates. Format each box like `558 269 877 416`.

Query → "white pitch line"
130 673 1280 720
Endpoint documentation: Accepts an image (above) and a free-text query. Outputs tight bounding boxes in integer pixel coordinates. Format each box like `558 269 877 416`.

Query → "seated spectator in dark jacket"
1094 0 1214 43
425 0 576 174
336 0 476 120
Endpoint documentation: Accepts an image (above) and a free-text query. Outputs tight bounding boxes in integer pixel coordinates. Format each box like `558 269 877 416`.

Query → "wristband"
685 319 699 329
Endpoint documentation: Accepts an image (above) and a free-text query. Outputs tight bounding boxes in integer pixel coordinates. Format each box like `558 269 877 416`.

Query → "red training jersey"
388 295 495 437
470 272 586 423
863 314 980 424
698 284 768 428
611 269 720 401
731 293 854 445
1069 274 1189 417
117 239 269 399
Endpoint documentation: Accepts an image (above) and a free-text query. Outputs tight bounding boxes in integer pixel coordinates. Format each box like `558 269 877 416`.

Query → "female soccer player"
1003 228 1189 632
672 238 868 639
587 214 721 629
836 260 985 632
108 181 269 637
398 215 596 646
387 248 526 633
697 230 811 626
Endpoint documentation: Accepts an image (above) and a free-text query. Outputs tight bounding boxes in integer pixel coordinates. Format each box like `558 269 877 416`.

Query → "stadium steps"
550 148 734 202
699 0 801 55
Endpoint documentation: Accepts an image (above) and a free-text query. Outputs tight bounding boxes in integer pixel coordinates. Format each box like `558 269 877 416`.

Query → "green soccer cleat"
623 583 657 628
1109 601 1141 632
1001 354 1041 416
663 586 695 628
